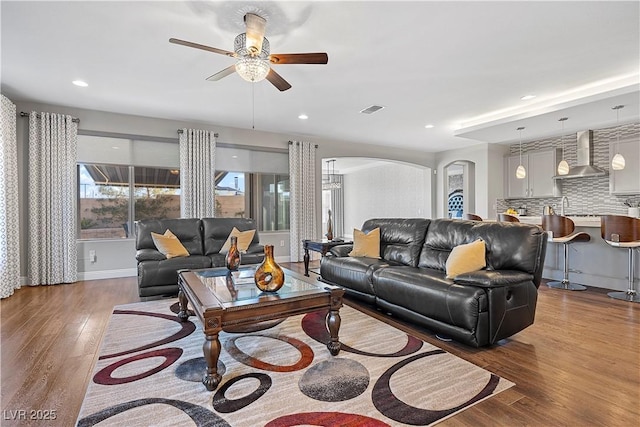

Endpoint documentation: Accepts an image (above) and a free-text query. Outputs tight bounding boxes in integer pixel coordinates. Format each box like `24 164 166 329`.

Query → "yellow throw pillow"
445 239 486 279
151 229 190 259
221 227 256 253
348 227 381 258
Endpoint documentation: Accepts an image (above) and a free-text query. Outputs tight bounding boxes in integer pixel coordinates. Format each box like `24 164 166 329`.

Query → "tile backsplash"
497 122 639 217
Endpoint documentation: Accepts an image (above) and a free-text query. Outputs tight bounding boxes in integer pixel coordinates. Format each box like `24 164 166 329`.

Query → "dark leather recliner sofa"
135 218 264 297
320 218 548 347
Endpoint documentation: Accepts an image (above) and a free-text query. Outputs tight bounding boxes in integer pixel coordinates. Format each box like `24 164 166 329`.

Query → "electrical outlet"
89 250 96 263
280 240 285 247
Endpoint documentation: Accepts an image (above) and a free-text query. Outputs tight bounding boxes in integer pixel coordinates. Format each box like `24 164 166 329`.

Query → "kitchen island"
517 215 638 292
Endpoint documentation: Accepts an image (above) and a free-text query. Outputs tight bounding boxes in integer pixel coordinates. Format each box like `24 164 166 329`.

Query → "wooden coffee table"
176 266 344 391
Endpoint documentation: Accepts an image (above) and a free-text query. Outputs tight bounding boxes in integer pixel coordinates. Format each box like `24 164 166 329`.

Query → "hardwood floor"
1 263 638 426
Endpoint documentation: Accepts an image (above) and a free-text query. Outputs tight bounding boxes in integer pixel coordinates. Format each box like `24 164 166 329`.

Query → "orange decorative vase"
254 245 284 292
225 236 241 271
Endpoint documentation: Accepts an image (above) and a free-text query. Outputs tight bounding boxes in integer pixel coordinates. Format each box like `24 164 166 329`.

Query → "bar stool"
542 215 590 291
601 215 640 303
498 213 520 223
463 213 483 221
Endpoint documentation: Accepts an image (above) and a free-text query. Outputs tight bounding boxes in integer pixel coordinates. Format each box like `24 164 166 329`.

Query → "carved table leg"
202 314 223 390
326 289 344 355
303 243 310 276
202 329 222 391
177 288 189 322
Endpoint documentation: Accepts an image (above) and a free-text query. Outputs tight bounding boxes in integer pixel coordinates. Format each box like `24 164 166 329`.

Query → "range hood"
553 130 608 179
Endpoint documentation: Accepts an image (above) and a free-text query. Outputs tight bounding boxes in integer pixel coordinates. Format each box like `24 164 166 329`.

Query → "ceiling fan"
169 13 328 91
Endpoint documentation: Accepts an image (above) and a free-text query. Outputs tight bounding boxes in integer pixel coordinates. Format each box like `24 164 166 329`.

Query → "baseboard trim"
275 256 291 263
78 268 137 281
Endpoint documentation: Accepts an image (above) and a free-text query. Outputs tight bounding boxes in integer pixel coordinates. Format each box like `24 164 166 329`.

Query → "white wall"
342 161 432 234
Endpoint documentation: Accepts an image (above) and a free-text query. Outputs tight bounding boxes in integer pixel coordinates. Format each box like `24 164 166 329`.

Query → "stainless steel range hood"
553 130 608 179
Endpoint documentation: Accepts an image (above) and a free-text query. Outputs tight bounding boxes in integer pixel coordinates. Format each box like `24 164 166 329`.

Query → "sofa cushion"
202 218 261 255
360 218 430 267
418 219 476 270
137 255 211 293
372 266 487 332
151 230 190 258
419 219 545 276
349 227 380 258
220 227 256 253
136 218 203 255
320 256 393 297
445 239 486 279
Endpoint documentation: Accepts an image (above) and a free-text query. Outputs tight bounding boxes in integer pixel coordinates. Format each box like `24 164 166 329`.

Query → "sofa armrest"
328 244 353 257
453 270 534 288
136 249 166 262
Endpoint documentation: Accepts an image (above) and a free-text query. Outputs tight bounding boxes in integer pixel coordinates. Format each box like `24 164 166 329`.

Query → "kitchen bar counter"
517 216 601 227
504 214 638 292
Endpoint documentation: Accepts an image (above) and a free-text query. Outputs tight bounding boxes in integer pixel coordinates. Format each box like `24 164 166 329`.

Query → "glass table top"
192 266 323 306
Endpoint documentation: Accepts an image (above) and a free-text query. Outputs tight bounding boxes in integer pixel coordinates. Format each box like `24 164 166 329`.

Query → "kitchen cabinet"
505 150 560 199
610 139 640 194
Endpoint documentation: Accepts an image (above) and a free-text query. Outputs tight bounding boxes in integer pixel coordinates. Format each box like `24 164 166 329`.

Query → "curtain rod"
20 111 80 123
177 129 219 137
288 141 319 148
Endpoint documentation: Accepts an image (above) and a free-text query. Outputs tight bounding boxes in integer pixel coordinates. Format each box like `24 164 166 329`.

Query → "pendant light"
516 127 526 179
611 105 625 171
557 117 569 175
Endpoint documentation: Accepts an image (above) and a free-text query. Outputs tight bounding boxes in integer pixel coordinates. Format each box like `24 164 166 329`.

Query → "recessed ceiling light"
298 114 308 120
111 146 120 150
72 80 88 87
520 95 536 100
231 155 238 159
424 124 434 129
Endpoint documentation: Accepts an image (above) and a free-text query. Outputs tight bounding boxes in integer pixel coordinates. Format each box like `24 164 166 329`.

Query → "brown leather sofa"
135 218 264 297
320 218 548 347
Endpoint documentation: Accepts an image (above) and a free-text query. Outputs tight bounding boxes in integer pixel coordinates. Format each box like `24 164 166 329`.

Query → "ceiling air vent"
360 105 385 114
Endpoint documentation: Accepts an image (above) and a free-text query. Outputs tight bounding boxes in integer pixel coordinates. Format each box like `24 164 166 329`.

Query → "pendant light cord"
252 83 255 130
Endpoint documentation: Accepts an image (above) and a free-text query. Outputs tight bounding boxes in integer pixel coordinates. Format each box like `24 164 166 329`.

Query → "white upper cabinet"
505 150 559 199
610 139 640 194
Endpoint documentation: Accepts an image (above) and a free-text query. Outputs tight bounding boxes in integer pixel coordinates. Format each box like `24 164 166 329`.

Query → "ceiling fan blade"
169 38 235 58
269 53 328 65
206 65 236 81
266 69 292 92
244 13 266 54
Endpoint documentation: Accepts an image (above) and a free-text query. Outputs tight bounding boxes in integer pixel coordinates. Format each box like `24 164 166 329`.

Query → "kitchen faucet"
561 196 569 216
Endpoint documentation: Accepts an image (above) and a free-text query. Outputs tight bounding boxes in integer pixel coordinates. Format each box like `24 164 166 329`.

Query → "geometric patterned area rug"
76 299 514 426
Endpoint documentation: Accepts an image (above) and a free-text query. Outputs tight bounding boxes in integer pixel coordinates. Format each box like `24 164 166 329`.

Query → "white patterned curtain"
27 112 78 285
0 95 21 298
179 129 216 218
289 141 317 262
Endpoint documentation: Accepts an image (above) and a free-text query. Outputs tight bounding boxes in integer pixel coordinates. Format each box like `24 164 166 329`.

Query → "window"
257 173 289 231
215 171 290 231
79 164 130 239
78 164 180 239
77 134 180 240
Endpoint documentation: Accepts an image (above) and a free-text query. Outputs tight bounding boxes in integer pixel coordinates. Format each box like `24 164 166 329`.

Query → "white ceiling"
2 1 639 152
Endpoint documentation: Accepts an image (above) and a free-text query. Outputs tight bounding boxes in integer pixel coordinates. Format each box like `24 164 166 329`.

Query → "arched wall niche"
443 160 476 219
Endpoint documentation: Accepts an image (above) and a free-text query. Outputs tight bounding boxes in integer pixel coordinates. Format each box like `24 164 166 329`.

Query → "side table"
302 239 352 276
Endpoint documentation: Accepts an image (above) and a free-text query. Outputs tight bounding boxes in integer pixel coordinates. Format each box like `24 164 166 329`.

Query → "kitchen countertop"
517 215 601 228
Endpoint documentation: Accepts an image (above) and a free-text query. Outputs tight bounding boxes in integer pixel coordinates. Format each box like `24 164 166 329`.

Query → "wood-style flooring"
1 261 638 426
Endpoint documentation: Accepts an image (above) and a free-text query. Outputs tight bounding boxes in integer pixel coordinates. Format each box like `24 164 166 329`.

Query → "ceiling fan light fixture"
236 57 270 82
234 33 270 82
